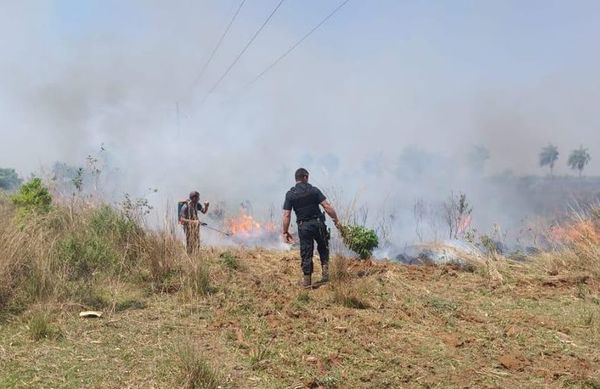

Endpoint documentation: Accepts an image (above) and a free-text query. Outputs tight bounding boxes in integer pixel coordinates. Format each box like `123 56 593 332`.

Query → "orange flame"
226 210 276 236
549 220 600 244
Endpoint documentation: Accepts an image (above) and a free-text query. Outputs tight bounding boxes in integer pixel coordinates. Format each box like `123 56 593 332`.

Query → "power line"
200 0 286 105
188 0 247 93
246 0 351 88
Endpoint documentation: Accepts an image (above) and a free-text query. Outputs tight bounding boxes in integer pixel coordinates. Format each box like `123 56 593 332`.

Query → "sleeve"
283 192 292 211
315 187 327 203
196 202 203 211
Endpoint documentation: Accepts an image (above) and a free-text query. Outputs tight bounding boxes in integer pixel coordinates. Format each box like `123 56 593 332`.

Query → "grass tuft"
115 299 147 312
182 257 213 297
220 251 240 271
331 283 369 309
177 344 222 389
249 343 273 370
28 312 62 341
329 256 350 282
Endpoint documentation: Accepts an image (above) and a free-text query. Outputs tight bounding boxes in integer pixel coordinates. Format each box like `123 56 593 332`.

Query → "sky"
1 0 599 244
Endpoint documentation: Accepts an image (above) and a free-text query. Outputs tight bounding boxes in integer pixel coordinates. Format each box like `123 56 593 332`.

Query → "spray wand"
199 222 232 237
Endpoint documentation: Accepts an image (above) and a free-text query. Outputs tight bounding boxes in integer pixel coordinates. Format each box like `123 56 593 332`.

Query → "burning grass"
532 206 600 279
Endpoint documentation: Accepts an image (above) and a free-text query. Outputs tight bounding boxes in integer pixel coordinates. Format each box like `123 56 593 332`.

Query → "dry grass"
2 198 600 387
177 343 222 389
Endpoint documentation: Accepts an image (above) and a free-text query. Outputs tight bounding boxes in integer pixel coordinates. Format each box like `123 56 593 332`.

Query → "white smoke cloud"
1 1 599 249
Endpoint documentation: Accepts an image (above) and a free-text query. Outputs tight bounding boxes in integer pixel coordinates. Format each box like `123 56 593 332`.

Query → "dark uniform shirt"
283 183 326 222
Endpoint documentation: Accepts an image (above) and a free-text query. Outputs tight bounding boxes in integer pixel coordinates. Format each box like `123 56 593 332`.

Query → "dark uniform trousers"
298 218 330 275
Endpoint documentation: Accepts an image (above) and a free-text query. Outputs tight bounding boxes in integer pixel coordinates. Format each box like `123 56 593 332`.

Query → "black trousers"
298 219 329 276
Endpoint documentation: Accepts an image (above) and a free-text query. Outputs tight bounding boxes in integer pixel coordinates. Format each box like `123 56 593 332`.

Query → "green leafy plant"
339 224 379 260
11 178 52 219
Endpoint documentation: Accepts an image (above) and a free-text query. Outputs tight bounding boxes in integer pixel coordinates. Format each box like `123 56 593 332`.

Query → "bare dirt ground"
1 248 600 388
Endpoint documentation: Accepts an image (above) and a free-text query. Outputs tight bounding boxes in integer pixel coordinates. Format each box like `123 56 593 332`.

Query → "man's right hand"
282 232 294 244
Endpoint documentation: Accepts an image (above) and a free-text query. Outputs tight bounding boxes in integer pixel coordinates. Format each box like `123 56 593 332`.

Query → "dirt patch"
499 353 531 371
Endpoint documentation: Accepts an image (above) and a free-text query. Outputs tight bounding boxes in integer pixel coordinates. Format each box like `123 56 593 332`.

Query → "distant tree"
0 168 22 191
539 144 559 176
568 146 591 177
467 145 490 176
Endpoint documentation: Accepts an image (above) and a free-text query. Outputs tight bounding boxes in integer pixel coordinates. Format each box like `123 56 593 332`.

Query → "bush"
56 234 117 279
339 225 379 260
11 178 52 219
89 205 140 242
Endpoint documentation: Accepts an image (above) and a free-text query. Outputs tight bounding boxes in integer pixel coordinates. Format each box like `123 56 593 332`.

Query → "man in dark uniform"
282 168 340 288
179 191 210 254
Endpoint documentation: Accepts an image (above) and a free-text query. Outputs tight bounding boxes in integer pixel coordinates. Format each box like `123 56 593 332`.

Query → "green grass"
220 251 240 271
115 298 147 312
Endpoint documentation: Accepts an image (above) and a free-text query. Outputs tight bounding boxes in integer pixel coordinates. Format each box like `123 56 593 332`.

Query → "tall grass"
0 194 193 315
532 205 600 277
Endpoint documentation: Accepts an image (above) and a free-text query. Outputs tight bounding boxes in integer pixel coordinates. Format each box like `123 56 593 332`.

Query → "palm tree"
539 144 559 176
568 146 591 177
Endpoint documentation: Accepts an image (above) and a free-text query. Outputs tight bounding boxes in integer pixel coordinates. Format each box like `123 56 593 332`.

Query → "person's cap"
189 191 200 199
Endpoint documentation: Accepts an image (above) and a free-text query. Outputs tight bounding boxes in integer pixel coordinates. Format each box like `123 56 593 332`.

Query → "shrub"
56 234 117 279
11 178 52 219
89 205 141 243
339 224 379 259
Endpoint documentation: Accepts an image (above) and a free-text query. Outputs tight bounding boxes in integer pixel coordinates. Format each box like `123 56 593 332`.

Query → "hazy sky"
1 1 599 223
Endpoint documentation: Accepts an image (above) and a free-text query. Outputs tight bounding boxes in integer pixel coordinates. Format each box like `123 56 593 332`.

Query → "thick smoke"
1 1 600 250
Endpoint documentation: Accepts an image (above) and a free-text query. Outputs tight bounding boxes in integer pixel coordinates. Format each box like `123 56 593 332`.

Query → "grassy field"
1 193 600 388
2 249 600 388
